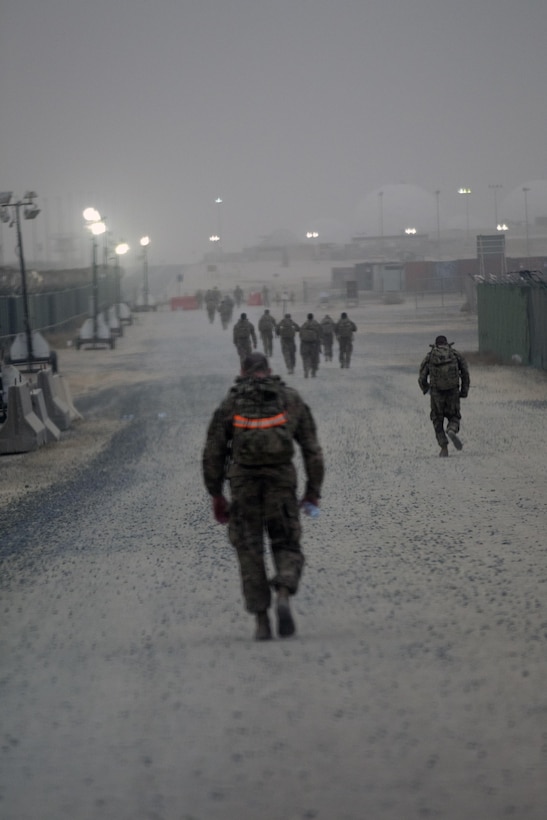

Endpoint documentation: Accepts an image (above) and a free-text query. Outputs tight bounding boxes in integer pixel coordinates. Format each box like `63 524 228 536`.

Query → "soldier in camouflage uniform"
258 309 277 356
232 313 257 365
202 352 324 641
276 313 300 375
299 313 323 378
334 312 357 368
418 334 470 457
320 314 336 361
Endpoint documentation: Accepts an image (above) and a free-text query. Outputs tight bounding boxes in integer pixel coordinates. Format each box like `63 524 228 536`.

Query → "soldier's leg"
264 484 304 595
228 478 271 614
346 340 353 367
430 392 449 447
446 392 463 449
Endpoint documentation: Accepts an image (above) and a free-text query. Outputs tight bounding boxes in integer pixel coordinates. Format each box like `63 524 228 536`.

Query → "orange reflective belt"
233 412 288 429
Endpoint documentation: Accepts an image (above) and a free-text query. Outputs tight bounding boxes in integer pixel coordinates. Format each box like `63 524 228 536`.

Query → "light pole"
378 191 384 255
215 197 223 247
435 189 441 260
523 187 530 263
458 188 472 246
0 191 58 371
113 242 129 334
139 235 150 309
78 208 114 349
306 230 319 260
488 184 503 227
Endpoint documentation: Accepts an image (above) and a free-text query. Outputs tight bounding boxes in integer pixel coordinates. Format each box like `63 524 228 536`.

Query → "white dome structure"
353 184 438 237
498 181 547 224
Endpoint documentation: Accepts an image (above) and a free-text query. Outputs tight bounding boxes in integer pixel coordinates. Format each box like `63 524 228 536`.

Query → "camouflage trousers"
300 341 320 376
260 332 274 356
280 338 296 372
235 338 252 364
430 388 461 446
322 333 333 360
338 337 353 367
228 474 304 613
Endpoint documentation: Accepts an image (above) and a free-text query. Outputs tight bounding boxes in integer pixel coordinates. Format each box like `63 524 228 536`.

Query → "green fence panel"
477 284 530 363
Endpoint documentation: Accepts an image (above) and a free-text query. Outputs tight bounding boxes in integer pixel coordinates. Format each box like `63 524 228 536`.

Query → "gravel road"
1 298 547 820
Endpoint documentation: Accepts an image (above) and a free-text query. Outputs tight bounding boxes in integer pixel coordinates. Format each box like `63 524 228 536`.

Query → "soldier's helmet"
435 335 448 345
285 313 291 319
241 313 247 320
307 313 313 320
341 312 347 318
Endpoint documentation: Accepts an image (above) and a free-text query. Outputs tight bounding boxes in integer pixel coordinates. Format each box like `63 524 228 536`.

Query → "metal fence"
0 277 118 344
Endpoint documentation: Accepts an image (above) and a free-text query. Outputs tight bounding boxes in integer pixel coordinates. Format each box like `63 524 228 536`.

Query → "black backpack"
231 379 294 466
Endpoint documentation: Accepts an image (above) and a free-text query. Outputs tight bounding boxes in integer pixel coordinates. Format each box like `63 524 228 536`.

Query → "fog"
1 0 546 265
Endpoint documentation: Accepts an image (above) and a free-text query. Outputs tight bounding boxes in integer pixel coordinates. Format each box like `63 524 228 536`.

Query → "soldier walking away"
218 295 234 330
258 308 277 356
205 287 220 324
232 312 257 365
418 334 470 457
202 352 324 641
335 312 357 368
320 314 336 361
233 285 244 307
299 313 323 378
276 313 300 375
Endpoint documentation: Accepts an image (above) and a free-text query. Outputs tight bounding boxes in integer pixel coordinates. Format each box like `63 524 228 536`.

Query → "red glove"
212 495 230 524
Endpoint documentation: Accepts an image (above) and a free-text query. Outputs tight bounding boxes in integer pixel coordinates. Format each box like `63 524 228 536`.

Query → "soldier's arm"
202 404 232 497
418 355 430 392
456 352 470 396
291 398 324 498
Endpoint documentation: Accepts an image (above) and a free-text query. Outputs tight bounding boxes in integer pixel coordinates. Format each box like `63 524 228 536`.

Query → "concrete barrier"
0 382 47 454
36 369 71 431
31 388 61 443
54 374 83 422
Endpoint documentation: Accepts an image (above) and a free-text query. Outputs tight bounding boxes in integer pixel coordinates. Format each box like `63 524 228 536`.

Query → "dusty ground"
2 293 547 820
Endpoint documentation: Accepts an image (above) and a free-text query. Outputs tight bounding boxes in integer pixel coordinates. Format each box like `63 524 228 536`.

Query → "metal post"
14 203 34 363
92 235 99 340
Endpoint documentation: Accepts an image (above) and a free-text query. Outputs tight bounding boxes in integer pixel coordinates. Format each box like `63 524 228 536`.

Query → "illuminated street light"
497 223 508 232
458 187 472 245
139 235 151 310
77 208 114 349
404 227 417 235
2 191 58 371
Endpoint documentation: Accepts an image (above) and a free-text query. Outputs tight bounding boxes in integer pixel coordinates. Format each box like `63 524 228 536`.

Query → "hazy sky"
2 0 546 264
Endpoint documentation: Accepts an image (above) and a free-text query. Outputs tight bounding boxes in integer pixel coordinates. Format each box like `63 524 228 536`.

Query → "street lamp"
404 227 417 235
306 231 319 260
488 184 503 227
112 242 130 335
77 208 114 349
523 187 530 263
497 223 508 232
435 189 441 260
215 197 223 245
0 191 57 371
139 235 151 310
458 188 472 245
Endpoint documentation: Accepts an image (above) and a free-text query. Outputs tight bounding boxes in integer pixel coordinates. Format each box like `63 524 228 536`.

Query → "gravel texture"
1 297 547 820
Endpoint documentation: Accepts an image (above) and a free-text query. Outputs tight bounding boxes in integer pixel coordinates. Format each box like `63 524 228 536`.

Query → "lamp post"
215 197 223 247
113 242 129 335
306 230 319 260
458 188 472 246
0 191 57 371
435 189 441 260
77 208 114 349
139 235 150 309
378 191 384 255
523 187 530 263
488 184 503 227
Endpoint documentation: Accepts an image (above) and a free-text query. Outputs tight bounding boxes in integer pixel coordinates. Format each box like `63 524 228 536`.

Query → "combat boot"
447 429 463 450
276 588 296 638
255 611 272 641
439 445 449 457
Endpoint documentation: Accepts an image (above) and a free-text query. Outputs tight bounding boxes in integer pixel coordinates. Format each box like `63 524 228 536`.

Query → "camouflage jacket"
258 313 277 334
233 318 257 346
276 317 300 339
320 317 336 336
418 345 470 395
202 375 324 498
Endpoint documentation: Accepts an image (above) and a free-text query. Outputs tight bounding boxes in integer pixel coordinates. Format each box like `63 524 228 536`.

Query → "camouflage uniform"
232 316 257 364
418 342 470 450
202 374 324 614
299 316 323 378
218 296 234 329
276 315 300 374
320 315 336 361
334 314 357 368
258 310 277 356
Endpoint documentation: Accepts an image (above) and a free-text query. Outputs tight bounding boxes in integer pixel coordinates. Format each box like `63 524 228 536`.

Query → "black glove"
460 391 468 399
212 495 230 524
422 386 430 395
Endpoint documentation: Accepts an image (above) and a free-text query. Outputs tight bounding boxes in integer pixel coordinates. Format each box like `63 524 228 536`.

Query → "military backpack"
428 344 460 390
230 379 294 466
336 319 354 338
